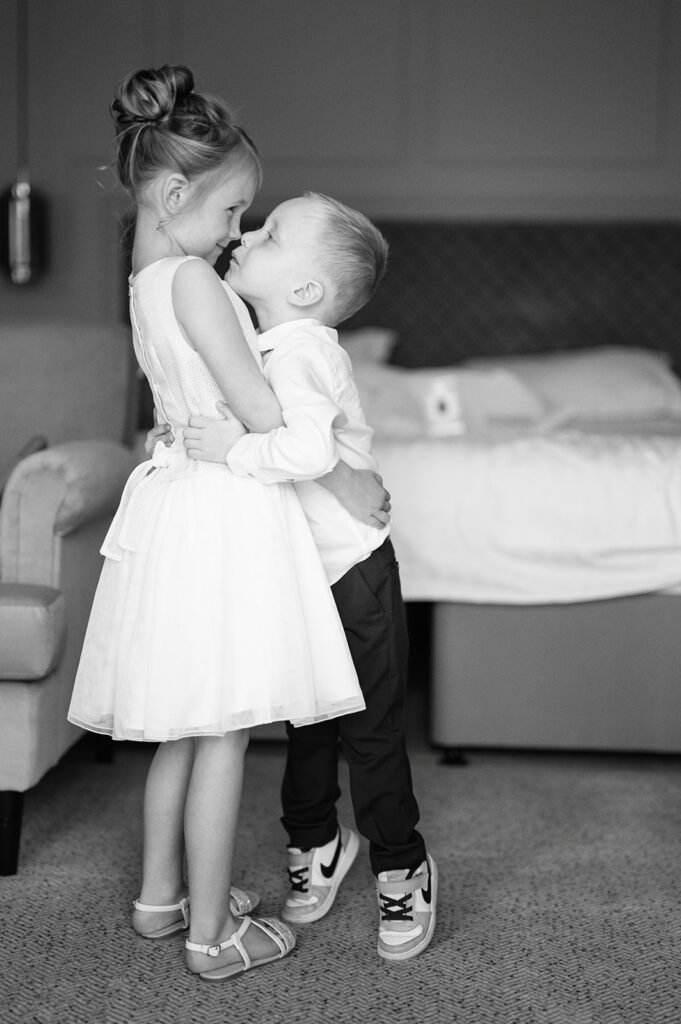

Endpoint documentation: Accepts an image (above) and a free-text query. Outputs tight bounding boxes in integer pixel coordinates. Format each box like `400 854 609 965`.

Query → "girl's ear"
290 280 324 308
161 173 190 215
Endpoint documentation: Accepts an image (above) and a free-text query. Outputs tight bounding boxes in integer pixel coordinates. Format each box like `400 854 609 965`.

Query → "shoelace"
379 892 413 922
288 865 310 894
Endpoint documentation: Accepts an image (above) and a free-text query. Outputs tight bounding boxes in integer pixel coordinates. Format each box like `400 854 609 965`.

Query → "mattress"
375 424 681 604
339 222 681 613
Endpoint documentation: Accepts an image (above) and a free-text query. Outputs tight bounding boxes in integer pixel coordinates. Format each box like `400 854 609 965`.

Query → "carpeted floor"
3 684 681 1024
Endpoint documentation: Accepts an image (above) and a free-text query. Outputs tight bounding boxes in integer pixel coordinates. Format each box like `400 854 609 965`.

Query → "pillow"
352 363 464 438
352 363 548 439
338 327 397 365
455 368 549 434
463 346 681 424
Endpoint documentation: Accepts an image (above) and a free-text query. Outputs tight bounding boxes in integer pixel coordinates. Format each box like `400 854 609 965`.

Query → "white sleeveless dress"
68 256 363 741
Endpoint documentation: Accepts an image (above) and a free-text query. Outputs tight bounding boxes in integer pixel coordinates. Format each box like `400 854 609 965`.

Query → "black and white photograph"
1 2 680 1022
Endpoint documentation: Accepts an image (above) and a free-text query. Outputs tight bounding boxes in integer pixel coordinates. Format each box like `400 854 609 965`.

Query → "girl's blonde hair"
111 64 262 201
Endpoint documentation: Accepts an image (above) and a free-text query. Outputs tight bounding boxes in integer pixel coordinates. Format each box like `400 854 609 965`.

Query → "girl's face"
170 166 258 265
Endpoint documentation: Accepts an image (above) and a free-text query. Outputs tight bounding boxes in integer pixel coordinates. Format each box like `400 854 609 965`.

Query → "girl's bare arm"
173 260 283 433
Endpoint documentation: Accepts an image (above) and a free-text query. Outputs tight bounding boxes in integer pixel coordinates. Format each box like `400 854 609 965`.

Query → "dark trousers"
281 538 426 875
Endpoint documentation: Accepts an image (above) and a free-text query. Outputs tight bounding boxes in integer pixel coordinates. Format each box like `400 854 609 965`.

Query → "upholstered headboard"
343 222 681 371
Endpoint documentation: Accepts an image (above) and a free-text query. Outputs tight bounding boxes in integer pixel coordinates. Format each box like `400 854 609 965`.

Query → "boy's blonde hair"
304 192 388 326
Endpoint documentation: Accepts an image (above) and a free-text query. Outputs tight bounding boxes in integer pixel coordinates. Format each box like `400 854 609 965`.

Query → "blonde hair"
111 64 261 201
303 192 388 326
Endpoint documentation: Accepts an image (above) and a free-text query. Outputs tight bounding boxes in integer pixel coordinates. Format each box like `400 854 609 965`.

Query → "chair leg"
92 733 115 764
0 791 24 875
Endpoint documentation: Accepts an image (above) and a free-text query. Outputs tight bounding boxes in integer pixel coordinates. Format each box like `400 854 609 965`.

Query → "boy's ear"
161 173 190 215
290 280 324 308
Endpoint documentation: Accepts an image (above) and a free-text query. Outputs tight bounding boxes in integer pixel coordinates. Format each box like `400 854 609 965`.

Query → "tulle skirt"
68 453 363 741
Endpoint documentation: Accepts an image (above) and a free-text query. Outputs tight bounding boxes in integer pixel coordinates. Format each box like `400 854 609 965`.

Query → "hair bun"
111 64 195 129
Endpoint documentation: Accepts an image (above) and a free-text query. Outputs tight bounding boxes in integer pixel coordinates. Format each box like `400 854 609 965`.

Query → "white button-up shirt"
227 318 389 584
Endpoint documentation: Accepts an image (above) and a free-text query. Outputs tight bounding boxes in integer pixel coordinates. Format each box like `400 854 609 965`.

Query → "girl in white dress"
68 64 364 981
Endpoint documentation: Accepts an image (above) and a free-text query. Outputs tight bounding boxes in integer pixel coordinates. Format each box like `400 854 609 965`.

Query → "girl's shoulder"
169 260 251 319
130 254 204 287
172 257 237 300
171 257 228 307
170 254 214 282
172 260 252 339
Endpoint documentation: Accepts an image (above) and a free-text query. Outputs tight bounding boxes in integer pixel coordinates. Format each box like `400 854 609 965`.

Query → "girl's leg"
139 737 194 902
185 731 287 971
133 738 195 936
185 731 246 939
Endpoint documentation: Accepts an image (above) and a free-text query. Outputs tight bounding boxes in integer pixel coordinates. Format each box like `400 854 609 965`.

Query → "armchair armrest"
0 440 138 587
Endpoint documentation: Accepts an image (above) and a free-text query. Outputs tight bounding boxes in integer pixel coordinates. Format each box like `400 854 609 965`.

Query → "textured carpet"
2 719 681 1024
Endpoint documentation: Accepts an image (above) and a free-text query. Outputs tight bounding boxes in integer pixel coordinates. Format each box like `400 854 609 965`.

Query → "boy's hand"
347 469 392 527
184 401 247 463
145 417 173 456
319 462 391 527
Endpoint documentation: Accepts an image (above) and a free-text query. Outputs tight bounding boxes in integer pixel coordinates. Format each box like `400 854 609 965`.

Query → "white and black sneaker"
281 825 360 924
376 853 437 961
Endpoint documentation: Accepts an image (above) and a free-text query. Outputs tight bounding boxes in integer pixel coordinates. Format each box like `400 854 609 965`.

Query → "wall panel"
0 4 18 182
165 0 407 163
0 0 680 322
431 0 662 165
0 0 154 318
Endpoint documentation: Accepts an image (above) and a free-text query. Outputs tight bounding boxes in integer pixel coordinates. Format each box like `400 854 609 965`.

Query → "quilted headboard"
343 222 681 371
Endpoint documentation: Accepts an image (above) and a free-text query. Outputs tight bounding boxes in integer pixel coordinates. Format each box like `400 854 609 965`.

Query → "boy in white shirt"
180 192 436 961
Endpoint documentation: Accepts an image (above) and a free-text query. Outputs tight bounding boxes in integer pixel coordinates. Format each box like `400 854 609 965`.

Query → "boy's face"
226 197 326 306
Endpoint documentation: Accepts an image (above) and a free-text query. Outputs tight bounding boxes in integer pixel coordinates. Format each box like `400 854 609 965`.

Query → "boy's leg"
280 719 359 924
334 539 426 875
334 539 435 961
281 718 340 850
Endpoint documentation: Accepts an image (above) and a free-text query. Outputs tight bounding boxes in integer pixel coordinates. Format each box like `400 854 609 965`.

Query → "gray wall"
1 0 680 321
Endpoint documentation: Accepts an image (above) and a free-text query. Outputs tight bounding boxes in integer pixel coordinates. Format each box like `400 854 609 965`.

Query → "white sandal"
132 887 259 939
185 915 296 981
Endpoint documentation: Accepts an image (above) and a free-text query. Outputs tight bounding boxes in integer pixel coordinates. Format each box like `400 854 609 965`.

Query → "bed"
342 221 681 754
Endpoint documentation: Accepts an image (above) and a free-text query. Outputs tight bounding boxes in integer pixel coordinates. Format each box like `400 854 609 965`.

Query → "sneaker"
376 853 437 961
281 825 360 924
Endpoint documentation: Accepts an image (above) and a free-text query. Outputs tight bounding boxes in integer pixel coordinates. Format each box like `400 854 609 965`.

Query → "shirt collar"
257 318 337 354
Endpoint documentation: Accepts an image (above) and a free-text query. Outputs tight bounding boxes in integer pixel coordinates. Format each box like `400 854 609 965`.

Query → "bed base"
347 219 681 755
430 593 681 754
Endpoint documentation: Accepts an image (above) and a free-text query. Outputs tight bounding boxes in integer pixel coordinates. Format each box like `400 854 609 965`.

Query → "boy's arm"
144 410 174 456
197 344 343 484
317 460 391 527
183 343 391 524
184 410 390 527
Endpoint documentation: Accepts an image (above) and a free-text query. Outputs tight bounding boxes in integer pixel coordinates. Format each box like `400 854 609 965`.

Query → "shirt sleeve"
226 342 346 483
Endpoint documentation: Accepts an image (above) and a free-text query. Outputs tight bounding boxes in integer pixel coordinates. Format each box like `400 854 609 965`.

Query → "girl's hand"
319 461 391 527
184 401 247 463
145 417 173 456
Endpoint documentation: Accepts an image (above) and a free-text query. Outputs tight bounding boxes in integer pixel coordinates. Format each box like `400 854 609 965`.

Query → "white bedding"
375 426 681 604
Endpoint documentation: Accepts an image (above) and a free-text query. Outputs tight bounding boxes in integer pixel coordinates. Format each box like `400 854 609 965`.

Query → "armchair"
0 321 138 874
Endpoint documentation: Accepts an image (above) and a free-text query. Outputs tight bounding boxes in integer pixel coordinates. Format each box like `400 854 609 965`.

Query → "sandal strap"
132 896 190 926
131 888 252 920
229 886 256 915
185 915 289 965
247 916 288 957
185 914 252 964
